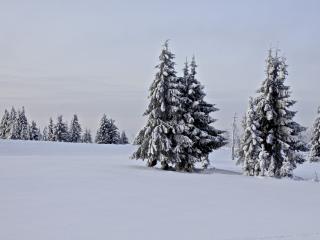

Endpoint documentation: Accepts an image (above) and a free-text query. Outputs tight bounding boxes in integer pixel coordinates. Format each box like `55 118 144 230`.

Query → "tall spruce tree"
132 41 183 169
47 118 55 141
96 115 120 144
82 129 92 143
54 115 69 142
69 114 82 143
309 107 320 162
172 59 194 171
253 50 307 177
119 131 129 144
0 109 10 139
181 56 227 169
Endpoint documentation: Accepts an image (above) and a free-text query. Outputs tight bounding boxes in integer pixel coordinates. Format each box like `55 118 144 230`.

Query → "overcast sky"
0 0 319 139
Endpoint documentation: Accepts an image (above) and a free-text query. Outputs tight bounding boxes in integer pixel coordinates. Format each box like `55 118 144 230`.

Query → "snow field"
0 140 319 240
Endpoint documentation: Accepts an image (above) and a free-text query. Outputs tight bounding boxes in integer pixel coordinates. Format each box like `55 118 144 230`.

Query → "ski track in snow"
0 140 319 240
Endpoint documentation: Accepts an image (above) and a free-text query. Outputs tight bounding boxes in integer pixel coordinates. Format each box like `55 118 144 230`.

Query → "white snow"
0 140 319 240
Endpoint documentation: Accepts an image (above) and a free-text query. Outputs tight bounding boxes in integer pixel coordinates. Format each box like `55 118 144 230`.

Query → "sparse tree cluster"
0 107 37 141
132 41 227 171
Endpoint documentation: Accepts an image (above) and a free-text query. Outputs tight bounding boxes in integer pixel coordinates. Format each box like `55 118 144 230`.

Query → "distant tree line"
0 107 129 145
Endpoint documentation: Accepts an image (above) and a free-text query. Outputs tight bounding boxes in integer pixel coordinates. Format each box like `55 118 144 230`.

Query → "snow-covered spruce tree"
95 115 108 143
18 107 29 140
82 129 92 143
132 41 184 169
29 121 40 141
8 107 19 139
309 107 320 162
237 97 266 176
254 50 307 177
42 126 48 141
179 56 227 170
119 131 129 144
47 117 55 141
95 115 120 144
172 59 194 171
0 109 10 139
54 115 69 142
103 118 120 144
69 114 82 143
236 114 247 166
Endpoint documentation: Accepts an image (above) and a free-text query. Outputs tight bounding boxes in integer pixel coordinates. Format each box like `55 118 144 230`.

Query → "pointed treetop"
183 57 189 78
190 55 197 75
275 48 281 58
163 39 170 49
248 96 254 105
184 57 188 67
317 106 320 114
267 47 281 59
275 40 280 56
268 48 272 58
191 55 196 64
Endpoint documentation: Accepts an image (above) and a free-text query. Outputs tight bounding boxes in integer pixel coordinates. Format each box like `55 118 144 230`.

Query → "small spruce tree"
96 115 120 144
18 107 29 140
42 126 48 141
238 98 265 176
54 115 69 142
309 107 320 162
29 121 40 141
82 129 92 143
69 114 82 143
236 115 247 166
8 107 19 139
119 131 129 144
95 114 108 144
0 109 10 139
47 118 56 141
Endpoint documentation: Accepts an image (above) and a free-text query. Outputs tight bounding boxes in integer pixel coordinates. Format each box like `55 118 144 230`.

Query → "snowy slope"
0 140 319 240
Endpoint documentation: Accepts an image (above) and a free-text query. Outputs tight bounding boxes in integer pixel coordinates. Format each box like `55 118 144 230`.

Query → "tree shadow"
196 167 242 176
128 164 312 181
128 164 242 176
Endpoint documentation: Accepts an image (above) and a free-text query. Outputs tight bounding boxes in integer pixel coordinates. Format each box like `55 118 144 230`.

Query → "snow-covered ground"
0 140 319 240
